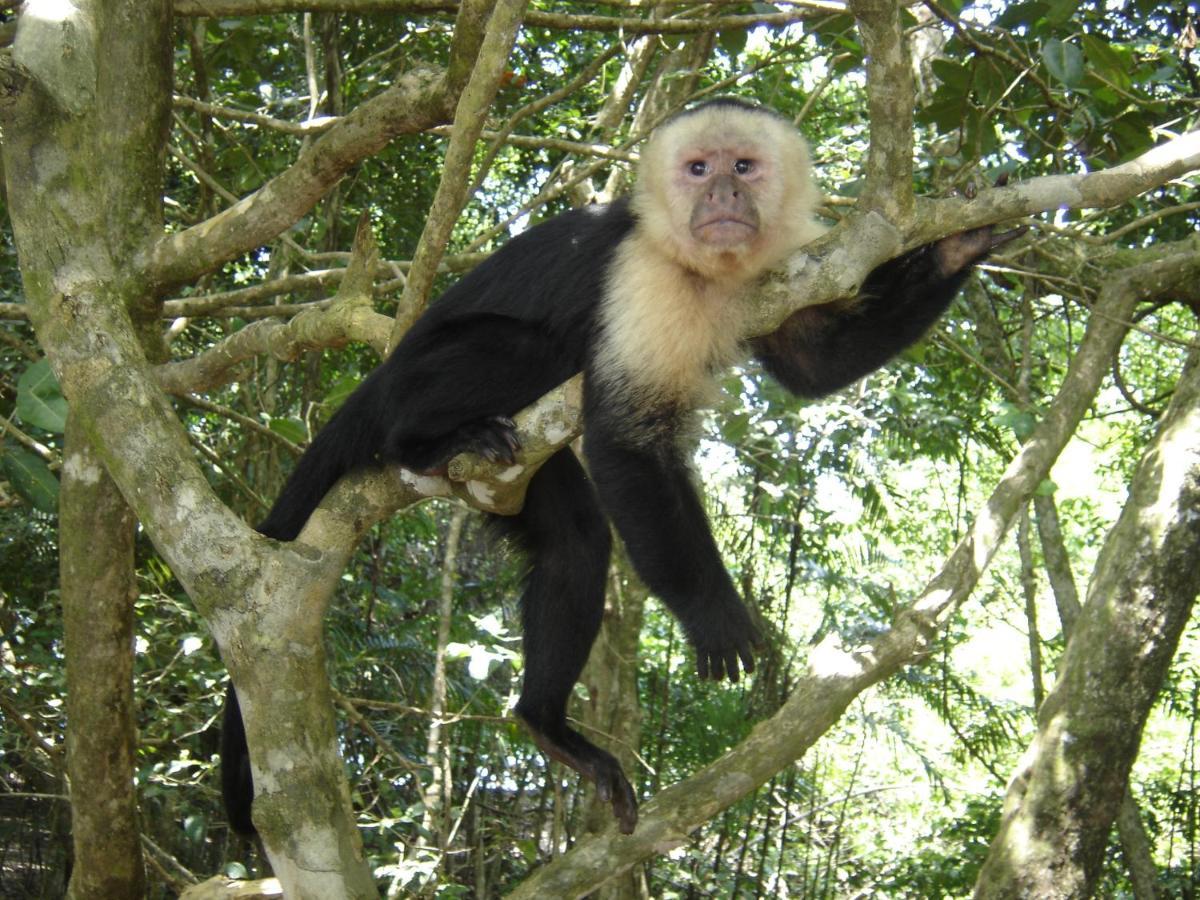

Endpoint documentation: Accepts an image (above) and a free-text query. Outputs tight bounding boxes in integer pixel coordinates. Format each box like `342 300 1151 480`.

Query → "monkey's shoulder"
422 199 638 327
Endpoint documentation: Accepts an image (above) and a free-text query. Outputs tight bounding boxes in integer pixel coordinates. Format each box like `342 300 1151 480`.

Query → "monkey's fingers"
609 772 639 835
737 642 756 678
722 646 742 683
987 224 1029 252
697 649 721 681
474 416 522 465
960 170 1014 201
934 223 1028 275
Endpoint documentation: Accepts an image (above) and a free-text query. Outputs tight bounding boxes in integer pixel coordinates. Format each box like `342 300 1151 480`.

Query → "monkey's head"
633 99 824 283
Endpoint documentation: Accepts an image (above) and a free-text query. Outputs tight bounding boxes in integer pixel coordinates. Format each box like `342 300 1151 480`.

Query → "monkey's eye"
733 159 755 175
687 161 710 177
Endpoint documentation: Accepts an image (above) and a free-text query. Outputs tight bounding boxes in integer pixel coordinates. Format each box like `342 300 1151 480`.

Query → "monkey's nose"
707 174 740 207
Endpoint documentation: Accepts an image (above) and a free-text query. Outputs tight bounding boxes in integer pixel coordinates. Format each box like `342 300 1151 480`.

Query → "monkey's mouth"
693 217 757 246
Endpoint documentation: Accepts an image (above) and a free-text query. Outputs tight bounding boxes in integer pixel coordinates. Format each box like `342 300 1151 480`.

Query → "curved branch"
389 0 530 347
172 0 842 32
912 129 1200 244
147 66 452 289
155 260 393 395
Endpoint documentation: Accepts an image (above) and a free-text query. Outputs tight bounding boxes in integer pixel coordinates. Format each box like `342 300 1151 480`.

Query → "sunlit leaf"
1043 39 1084 87
1 446 59 513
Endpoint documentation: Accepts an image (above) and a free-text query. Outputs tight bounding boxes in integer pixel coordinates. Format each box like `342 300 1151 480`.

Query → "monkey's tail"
220 683 257 836
222 388 386 835
256 389 385 541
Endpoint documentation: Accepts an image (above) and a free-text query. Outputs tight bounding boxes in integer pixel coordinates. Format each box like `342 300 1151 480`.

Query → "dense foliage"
1 1 1198 896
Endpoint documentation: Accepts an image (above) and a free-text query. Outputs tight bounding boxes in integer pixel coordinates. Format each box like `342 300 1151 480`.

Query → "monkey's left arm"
583 411 761 682
752 226 1021 398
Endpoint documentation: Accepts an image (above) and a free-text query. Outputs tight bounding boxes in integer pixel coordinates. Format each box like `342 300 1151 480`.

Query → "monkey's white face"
679 146 769 248
633 104 824 283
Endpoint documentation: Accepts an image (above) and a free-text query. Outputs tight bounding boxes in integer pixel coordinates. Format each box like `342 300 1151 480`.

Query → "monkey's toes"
608 771 639 834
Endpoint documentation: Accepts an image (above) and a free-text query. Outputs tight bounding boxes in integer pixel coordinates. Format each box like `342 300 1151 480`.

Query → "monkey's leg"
497 450 638 833
506 451 633 830
219 682 256 835
381 316 577 473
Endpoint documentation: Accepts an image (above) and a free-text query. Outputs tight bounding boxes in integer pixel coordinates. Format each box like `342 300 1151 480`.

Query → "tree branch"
389 0 530 347
147 66 452 289
156 219 392 394
848 0 915 219
172 0 842 32
976 348 1200 898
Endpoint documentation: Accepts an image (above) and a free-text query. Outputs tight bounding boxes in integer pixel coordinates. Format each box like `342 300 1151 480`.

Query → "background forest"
0 0 1199 897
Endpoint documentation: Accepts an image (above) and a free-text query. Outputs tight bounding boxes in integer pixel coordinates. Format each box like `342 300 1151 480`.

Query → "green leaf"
1 446 60 513
1042 39 1084 87
975 62 1010 106
1034 479 1058 497
718 28 747 58
931 59 972 94
997 1 1048 29
323 376 360 410
1108 111 1154 160
267 417 307 444
1081 33 1131 90
992 402 1038 440
182 814 207 843
923 90 969 132
16 359 68 433
1044 0 1081 25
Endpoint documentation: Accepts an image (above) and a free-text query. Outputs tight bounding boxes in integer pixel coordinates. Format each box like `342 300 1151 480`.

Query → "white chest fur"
595 232 747 408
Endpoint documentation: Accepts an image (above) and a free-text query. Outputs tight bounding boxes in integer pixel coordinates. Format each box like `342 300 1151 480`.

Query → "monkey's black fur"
221 189 995 837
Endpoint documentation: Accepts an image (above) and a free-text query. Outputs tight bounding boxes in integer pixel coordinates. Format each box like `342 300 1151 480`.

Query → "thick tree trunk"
61 413 144 900
976 348 1200 897
1034 494 1162 899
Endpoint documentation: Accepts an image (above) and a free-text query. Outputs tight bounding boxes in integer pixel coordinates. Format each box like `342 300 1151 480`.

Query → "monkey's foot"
689 599 763 683
517 712 639 834
448 416 522 466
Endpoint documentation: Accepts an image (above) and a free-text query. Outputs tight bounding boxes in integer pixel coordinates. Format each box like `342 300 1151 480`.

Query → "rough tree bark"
968 272 1167 899
579 559 649 900
974 313 1200 896
419 506 468 847
0 1 450 893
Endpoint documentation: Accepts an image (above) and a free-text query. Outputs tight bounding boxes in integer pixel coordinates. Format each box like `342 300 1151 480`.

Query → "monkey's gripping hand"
933 173 1029 276
688 597 763 683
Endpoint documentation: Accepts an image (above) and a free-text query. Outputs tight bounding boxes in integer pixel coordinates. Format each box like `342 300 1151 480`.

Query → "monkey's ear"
932 224 1028 276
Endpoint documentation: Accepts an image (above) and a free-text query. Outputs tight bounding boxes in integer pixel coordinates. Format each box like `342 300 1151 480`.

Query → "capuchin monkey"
221 98 1018 836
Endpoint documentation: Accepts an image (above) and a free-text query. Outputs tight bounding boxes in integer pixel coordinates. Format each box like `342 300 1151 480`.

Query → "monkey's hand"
433 415 521 471
690 599 763 683
933 173 1029 276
